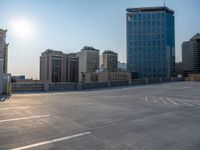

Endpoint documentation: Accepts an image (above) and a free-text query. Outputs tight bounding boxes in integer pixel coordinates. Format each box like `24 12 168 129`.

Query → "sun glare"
10 18 35 39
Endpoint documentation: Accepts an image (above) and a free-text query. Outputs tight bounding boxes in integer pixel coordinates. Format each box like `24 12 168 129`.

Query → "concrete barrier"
49 83 77 91
11 77 185 93
82 82 108 89
110 81 129 87
12 83 44 93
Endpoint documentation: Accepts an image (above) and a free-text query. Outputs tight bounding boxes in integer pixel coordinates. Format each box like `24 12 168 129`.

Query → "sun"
10 18 35 39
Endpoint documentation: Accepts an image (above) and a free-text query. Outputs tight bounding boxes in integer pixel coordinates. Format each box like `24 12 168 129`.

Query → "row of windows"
128 67 167 72
128 47 167 52
129 20 165 27
129 34 165 40
129 40 166 47
132 13 165 21
129 27 165 33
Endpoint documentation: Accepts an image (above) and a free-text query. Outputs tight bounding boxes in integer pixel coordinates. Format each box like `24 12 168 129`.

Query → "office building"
118 62 127 71
100 50 118 71
40 49 78 82
82 71 131 83
76 46 99 82
126 7 175 79
66 53 78 82
0 29 8 95
182 33 200 75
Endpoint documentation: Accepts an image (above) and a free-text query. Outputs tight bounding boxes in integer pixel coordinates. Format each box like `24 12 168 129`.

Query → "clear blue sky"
1 0 200 79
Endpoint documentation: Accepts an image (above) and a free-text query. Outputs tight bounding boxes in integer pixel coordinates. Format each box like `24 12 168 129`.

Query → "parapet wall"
11 77 184 93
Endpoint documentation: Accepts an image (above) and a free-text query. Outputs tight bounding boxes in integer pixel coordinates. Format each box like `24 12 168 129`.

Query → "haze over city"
1 0 200 79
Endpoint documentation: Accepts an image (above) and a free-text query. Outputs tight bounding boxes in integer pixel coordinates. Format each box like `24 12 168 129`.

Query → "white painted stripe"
159 97 167 104
0 106 30 111
165 97 178 105
0 115 50 123
174 98 193 107
140 97 144 100
10 132 91 150
145 96 148 102
183 99 200 106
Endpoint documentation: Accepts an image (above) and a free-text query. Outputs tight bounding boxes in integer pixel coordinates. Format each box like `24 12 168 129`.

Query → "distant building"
126 7 175 79
182 33 200 76
118 62 127 71
175 62 183 76
76 46 99 82
11 75 25 82
65 53 78 82
82 71 131 83
0 29 9 95
100 50 118 71
40 49 78 82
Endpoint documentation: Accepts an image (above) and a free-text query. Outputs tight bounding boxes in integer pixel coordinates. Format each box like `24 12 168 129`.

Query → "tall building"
126 7 175 79
40 49 78 82
76 46 99 82
0 29 8 95
66 53 78 82
182 33 200 75
100 50 118 71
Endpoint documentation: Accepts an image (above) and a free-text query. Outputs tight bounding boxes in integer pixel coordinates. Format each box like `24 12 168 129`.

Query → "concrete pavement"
0 82 200 150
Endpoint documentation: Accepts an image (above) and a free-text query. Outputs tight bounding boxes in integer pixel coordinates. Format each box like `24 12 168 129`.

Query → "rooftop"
103 50 117 55
126 6 174 15
82 46 99 51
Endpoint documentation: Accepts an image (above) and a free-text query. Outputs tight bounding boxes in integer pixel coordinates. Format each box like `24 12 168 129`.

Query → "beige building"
82 71 131 83
0 29 8 95
76 46 99 82
100 50 118 71
182 33 200 76
40 49 78 82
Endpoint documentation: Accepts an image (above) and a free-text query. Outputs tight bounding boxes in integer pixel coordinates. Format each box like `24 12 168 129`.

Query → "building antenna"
164 0 166 6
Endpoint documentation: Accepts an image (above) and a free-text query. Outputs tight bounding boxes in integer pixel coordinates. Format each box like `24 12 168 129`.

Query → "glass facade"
52 57 61 82
126 7 175 79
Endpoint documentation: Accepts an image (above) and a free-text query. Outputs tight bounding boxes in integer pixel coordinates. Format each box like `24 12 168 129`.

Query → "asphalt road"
0 82 200 150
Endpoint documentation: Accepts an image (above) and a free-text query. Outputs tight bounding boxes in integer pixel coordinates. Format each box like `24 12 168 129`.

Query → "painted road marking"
145 96 148 102
10 132 91 150
174 98 193 107
182 99 200 106
165 97 178 105
159 97 167 104
0 106 30 111
0 115 50 123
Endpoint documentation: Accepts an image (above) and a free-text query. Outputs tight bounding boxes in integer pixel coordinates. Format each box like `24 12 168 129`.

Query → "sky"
1 0 200 79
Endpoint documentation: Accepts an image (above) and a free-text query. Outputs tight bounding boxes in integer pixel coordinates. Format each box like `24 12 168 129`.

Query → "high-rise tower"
126 7 175 79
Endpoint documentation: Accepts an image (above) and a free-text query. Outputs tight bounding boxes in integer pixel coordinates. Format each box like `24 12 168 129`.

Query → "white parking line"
10 132 91 150
0 115 50 123
174 98 193 107
0 106 30 111
159 97 167 104
165 97 178 105
182 99 200 106
145 96 148 102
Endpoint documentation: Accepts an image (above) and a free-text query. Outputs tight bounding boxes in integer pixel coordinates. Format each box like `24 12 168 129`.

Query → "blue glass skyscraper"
126 7 175 79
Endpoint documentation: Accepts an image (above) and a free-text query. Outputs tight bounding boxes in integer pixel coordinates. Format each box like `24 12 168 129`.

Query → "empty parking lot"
0 82 200 150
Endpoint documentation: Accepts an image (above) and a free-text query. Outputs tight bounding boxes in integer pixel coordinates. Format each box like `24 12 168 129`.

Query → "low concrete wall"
148 78 160 83
12 83 44 93
132 79 147 85
82 82 108 89
49 83 77 91
110 81 129 87
11 77 185 93
187 74 200 81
